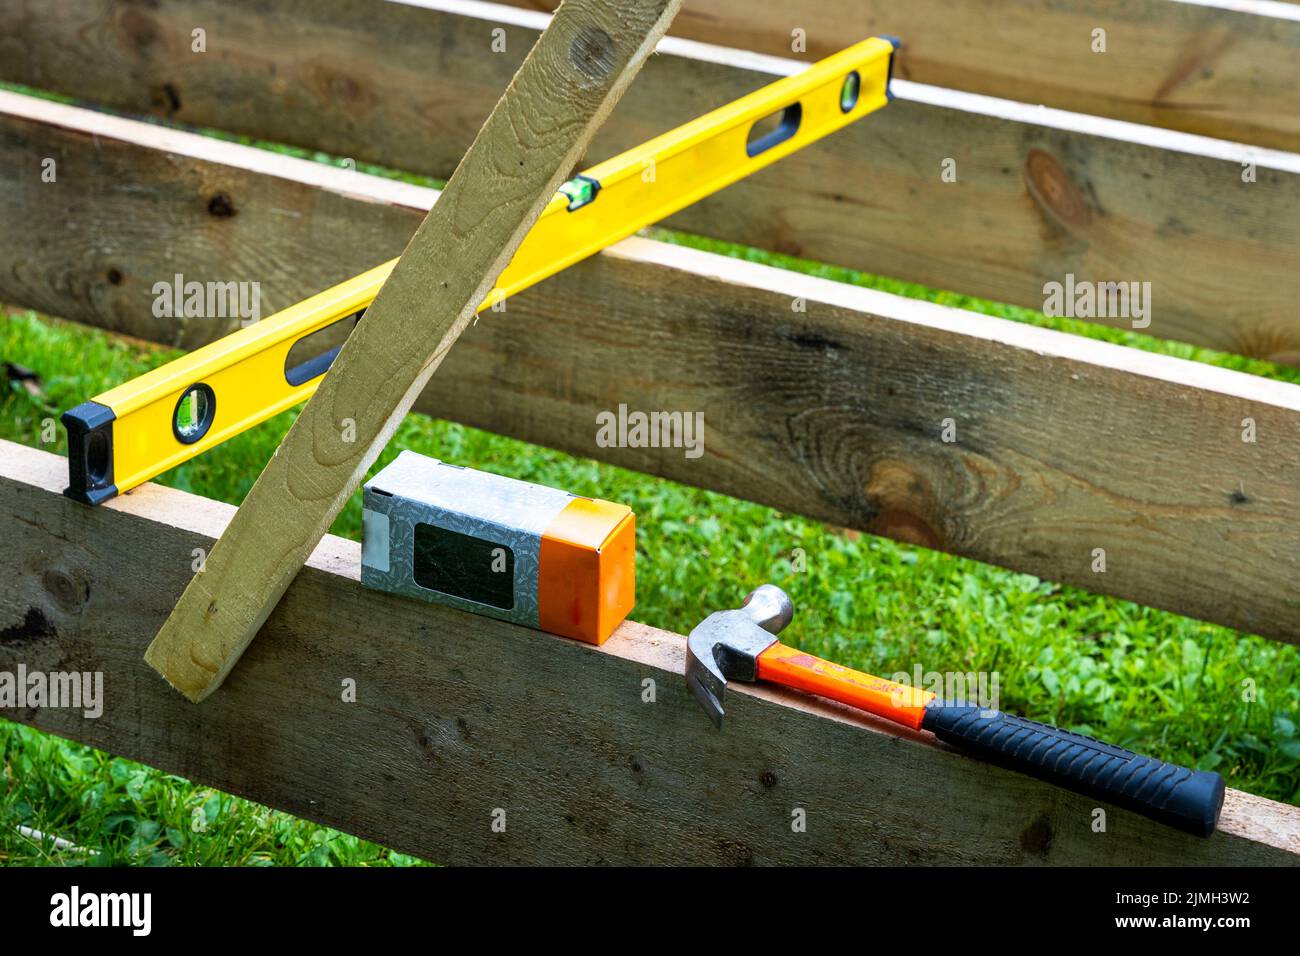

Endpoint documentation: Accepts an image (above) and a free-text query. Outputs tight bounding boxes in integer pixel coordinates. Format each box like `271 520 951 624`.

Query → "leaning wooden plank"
143 0 684 701
1 441 1296 864
498 0 1300 150
3 3 1300 362
3 95 1300 645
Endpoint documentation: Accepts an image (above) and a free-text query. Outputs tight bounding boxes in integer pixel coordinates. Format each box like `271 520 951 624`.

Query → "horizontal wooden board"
4 1 1300 360
2 94 1300 644
501 0 1300 149
1 440 1297 865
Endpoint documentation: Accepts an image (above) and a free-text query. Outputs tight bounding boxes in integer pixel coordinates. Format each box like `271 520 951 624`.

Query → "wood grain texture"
3 97 1299 644
143 0 684 700
2 440 1297 865
500 0 1300 150
3 1 1300 361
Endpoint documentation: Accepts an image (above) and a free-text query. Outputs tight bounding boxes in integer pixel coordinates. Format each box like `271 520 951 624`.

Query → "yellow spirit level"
63 37 898 504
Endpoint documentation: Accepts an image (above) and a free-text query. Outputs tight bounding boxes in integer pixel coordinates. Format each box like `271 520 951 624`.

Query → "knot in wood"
1024 148 1091 230
42 569 89 614
569 26 615 80
207 193 236 218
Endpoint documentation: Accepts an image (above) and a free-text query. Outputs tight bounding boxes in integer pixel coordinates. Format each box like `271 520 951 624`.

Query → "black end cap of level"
61 400 118 506
882 34 902 101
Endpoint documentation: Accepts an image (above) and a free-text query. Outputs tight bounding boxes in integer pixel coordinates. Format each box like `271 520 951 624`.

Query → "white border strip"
402 0 1300 174
1170 0 1300 23
894 79 1300 174
615 236 1300 412
0 90 440 211
394 0 804 76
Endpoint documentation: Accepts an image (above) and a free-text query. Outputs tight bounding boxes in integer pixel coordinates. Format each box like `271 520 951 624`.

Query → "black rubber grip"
922 701 1224 837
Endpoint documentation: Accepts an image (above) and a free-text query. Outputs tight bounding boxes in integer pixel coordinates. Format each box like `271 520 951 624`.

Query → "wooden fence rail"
4 1 1300 361
501 0 1300 151
2 93 1299 644
2 440 1297 865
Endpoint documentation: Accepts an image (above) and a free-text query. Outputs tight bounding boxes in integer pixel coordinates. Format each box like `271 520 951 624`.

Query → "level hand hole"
746 103 802 157
284 310 363 387
85 429 110 483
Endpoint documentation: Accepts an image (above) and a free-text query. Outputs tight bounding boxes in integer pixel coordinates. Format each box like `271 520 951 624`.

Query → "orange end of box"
538 498 635 645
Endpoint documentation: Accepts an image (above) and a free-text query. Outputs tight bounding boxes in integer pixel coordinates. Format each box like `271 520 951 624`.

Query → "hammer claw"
684 586 793 728
686 667 727 729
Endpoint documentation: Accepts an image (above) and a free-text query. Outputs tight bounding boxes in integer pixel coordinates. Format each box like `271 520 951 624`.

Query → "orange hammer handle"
756 643 935 729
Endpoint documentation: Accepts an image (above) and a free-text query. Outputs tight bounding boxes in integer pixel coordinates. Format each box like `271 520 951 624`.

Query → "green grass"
0 85 1298 863
1 723 425 866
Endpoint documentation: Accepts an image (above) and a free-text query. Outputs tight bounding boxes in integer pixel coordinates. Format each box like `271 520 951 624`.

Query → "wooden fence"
4 1 1300 361
3 441 1298 864
1 0 1298 863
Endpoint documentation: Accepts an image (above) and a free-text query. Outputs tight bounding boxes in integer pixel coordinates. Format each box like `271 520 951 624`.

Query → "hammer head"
686 584 793 728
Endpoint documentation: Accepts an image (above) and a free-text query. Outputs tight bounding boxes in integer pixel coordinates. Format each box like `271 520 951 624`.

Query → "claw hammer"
685 585 1225 837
